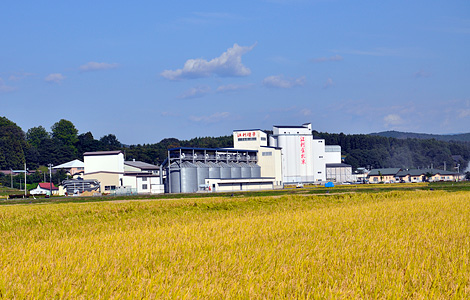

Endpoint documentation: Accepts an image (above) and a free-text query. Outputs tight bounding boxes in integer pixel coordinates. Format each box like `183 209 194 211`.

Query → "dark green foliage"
99 134 121 151
0 117 26 169
371 130 470 142
314 131 470 171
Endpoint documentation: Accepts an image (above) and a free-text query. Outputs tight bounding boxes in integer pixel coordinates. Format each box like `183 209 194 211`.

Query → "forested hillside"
0 116 469 173
370 130 470 142
313 131 470 170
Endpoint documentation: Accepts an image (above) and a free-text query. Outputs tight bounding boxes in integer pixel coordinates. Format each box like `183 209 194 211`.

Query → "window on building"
262 152 272 156
319 156 323 158
142 184 148 190
261 137 266 141
142 177 147 181
105 186 116 191
238 137 257 141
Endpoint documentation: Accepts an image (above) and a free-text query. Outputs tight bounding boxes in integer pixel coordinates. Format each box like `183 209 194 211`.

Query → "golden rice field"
1 190 470 299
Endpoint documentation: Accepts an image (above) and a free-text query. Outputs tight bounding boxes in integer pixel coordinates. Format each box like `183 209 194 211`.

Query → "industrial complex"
27 122 461 197
69 123 349 195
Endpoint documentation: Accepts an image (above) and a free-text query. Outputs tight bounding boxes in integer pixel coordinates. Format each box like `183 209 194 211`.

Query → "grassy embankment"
1 189 470 298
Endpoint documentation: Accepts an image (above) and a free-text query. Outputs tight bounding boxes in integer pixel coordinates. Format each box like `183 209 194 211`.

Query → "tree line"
1 116 469 175
313 131 470 171
0 116 233 171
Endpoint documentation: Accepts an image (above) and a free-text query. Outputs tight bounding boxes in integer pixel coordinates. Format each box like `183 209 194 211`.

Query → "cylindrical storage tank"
229 162 242 179
194 161 209 187
180 161 198 193
250 163 261 178
239 162 251 178
168 162 181 193
218 162 231 179
207 162 221 179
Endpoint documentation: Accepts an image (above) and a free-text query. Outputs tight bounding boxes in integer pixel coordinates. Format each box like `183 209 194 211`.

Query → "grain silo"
238 162 251 178
218 162 232 179
249 163 261 178
229 162 242 178
194 161 209 187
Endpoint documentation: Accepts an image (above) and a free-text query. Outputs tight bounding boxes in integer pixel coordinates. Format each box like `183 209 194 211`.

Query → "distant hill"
370 131 470 142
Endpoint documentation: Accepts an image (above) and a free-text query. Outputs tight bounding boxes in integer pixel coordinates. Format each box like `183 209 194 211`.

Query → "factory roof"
124 160 159 170
326 163 352 168
83 150 123 156
273 125 309 128
168 147 257 152
232 129 265 132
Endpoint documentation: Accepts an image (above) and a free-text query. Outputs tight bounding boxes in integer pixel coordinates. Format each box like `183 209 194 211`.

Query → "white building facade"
234 123 345 185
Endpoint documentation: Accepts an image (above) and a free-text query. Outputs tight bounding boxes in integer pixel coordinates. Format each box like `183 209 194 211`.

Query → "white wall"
84 152 124 174
312 139 326 182
233 130 268 149
122 175 163 194
272 125 315 183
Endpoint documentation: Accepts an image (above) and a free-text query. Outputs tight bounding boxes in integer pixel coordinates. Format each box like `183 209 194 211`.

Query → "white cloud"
323 78 334 89
44 73 65 83
0 78 17 93
312 55 343 63
216 83 254 93
79 62 118 72
189 112 232 123
178 86 211 99
300 108 312 116
8 72 34 81
263 75 305 89
161 43 256 80
384 114 404 126
458 109 470 118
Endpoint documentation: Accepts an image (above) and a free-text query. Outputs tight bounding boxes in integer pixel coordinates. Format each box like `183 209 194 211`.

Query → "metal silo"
180 161 198 193
239 162 251 178
250 163 261 178
229 162 242 178
207 162 221 179
194 161 209 187
168 162 181 193
218 162 231 179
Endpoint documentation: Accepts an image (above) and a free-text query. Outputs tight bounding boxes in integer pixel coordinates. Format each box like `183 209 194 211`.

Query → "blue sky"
1 0 469 144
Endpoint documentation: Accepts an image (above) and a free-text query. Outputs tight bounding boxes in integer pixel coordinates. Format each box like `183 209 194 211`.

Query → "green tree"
51 119 79 163
99 134 121 151
0 116 26 169
26 126 54 167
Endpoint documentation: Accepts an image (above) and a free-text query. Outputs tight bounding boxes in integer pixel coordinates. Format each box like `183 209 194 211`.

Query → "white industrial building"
234 123 346 185
83 151 164 194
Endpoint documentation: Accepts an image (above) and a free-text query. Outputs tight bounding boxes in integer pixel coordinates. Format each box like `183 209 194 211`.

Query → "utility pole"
48 163 53 196
24 163 27 196
10 169 13 188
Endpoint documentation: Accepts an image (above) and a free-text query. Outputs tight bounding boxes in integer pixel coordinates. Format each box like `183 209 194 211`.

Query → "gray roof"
326 163 352 168
124 161 159 170
368 168 402 176
396 168 457 177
